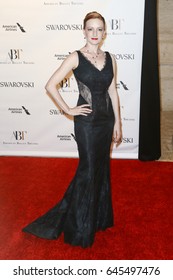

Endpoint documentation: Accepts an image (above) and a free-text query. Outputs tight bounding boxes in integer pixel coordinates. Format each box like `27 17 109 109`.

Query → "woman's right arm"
45 51 92 116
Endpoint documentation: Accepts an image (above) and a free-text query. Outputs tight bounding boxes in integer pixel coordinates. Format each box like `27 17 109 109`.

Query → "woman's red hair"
83 11 106 29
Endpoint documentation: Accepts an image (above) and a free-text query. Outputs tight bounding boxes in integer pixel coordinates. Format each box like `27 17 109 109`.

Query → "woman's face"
83 18 105 45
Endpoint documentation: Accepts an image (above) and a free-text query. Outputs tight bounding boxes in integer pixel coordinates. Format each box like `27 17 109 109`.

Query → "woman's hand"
112 121 122 147
68 104 92 116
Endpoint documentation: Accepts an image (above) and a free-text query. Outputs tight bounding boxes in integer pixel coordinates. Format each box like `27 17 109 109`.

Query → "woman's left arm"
108 54 122 147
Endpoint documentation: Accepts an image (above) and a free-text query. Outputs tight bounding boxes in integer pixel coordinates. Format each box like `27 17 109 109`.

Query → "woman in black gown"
22 11 122 248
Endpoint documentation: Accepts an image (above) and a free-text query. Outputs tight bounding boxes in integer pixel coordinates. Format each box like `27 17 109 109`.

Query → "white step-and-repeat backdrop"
0 0 145 158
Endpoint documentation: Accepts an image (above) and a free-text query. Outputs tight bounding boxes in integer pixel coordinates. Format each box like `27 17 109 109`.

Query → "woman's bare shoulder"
61 51 78 69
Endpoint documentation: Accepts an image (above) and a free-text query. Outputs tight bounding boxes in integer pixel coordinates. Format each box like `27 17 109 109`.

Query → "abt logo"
13 131 27 140
58 78 71 89
8 49 23 60
109 19 124 31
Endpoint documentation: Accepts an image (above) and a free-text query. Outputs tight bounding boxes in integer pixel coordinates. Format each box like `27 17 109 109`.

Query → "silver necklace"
85 49 101 65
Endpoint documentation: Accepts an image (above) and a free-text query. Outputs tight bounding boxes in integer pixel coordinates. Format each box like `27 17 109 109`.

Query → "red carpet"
0 157 173 260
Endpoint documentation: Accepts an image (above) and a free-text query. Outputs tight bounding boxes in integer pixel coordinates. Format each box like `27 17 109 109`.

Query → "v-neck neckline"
78 50 107 72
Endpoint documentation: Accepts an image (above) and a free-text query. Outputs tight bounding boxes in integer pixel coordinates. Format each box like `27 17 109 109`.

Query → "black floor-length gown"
22 50 115 248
